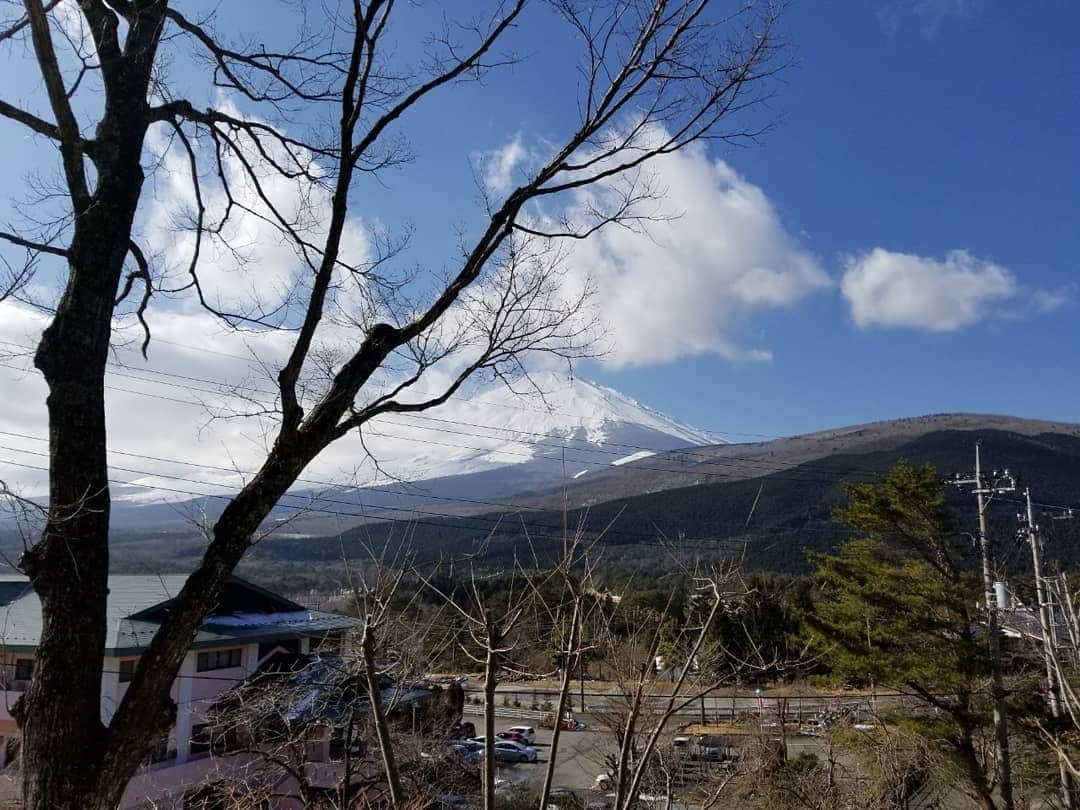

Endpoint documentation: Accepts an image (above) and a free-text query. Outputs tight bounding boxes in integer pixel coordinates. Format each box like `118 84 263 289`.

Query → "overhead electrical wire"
0 455 852 553
0 352 891 486
0 337 784 441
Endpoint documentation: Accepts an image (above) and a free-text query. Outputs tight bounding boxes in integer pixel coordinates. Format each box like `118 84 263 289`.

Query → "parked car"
448 740 484 763
700 743 725 762
490 740 539 763
449 721 476 740
496 730 527 743
504 725 537 743
546 787 582 809
594 772 614 792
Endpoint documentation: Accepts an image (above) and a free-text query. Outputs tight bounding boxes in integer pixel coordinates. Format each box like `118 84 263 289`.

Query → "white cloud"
914 0 980 36
840 247 1068 332
877 0 981 38
552 142 829 367
478 135 527 196
140 102 370 328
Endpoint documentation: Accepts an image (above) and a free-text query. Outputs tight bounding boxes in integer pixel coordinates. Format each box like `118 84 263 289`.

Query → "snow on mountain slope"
460 370 719 449
93 369 721 531
355 369 719 483
97 369 719 524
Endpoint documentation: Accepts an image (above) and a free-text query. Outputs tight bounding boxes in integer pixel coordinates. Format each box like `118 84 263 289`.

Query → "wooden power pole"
1023 487 1077 808
953 441 1015 810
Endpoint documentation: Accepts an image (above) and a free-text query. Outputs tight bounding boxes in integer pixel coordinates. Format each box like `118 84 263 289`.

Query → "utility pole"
952 441 1015 810
1021 488 1077 808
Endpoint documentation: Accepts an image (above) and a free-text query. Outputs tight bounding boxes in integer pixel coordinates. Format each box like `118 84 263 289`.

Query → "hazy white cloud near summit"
554 142 830 367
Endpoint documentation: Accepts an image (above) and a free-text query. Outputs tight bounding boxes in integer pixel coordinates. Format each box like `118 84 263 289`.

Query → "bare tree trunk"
482 614 500 810
9 2 165 805
958 730 999 810
16 254 117 806
361 619 404 806
613 644 659 810
539 592 582 810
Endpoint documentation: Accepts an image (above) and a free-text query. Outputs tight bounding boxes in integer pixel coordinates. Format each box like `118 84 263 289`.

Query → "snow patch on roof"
205 610 317 628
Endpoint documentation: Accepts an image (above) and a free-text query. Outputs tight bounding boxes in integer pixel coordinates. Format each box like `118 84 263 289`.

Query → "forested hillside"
251 428 1080 576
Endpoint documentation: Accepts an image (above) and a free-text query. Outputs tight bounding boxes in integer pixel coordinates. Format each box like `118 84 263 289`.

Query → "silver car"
491 740 538 763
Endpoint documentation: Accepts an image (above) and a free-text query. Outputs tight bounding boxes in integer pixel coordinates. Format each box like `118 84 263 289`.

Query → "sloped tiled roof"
0 574 357 654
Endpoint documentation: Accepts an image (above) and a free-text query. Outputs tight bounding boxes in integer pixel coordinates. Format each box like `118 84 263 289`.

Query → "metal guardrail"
462 705 547 720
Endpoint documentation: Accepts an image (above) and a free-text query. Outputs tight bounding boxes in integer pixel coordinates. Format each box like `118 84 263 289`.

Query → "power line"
0 356 885 486
0 415 879 501
0 350 815 477
0 455 851 551
0 342 897 482
1 337 782 441
0 430 554 515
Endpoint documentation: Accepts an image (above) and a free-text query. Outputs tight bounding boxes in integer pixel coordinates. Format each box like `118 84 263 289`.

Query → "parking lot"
482 712 831 803
486 715 609 796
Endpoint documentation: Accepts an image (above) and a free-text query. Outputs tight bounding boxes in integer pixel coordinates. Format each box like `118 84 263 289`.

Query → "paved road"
470 685 879 723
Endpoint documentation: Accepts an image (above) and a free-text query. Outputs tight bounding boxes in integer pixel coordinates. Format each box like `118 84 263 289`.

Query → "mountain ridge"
248 422 1080 576
518 412 1080 510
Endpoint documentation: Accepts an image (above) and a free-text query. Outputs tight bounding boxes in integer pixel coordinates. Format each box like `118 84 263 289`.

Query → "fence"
461 705 546 721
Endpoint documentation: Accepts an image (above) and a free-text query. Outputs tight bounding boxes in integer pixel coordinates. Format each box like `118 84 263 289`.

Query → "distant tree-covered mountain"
251 427 1080 576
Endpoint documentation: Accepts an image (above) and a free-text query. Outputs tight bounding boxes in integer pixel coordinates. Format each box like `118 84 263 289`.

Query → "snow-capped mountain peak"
465 369 719 448
351 369 722 484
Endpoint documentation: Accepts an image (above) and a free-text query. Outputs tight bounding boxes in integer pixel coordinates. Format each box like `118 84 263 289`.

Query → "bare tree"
0 0 788 806
417 554 538 810
201 654 380 808
590 559 780 809
198 553 473 809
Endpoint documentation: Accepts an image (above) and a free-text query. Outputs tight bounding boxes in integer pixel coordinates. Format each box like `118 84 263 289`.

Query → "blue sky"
325 0 1080 438
1 0 1079 496
594 0 1080 436
231 0 1079 439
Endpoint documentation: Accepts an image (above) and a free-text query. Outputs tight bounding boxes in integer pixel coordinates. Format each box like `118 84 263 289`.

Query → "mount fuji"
105 369 721 533
355 369 720 481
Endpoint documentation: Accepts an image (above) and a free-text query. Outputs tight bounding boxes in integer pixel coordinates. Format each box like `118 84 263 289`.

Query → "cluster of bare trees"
163 527 795 809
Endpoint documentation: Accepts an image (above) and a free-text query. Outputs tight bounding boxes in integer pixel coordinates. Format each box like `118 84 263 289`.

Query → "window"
329 728 365 762
257 638 299 660
189 724 212 757
14 659 33 681
196 648 242 672
190 723 240 758
309 633 339 653
118 658 138 683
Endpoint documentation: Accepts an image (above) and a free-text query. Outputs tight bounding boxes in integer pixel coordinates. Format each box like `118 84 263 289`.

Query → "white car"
491 740 538 763
504 725 536 744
